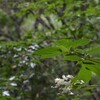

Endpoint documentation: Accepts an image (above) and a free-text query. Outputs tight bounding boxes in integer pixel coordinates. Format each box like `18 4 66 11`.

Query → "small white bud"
2 91 10 96
30 63 36 68
55 78 61 83
9 76 15 81
80 80 85 84
69 92 74 95
10 83 17 86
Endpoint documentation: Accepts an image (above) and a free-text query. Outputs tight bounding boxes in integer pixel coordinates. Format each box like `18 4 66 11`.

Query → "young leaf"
71 38 90 48
55 38 90 49
55 39 72 50
56 45 69 53
64 55 82 61
35 46 62 58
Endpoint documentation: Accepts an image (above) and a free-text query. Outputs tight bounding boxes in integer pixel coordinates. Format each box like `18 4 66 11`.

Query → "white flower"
22 60 26 63
66 75 73 79
62 75 67 80
74 80 85 85
24 56 29 61
28 44 39 51
29 46 36 50
30 63 36 68
62 75 73 81
34 44 39 48
13 54 18 58
80 80 85 84
2 91 10 96
62 87 70 93
9 76 15 81
27 49 34 53
10 83 17 86
20 60 26 64
55 78 64 87
23 80 29 84
69 92 74 95
16 48 22 51
55 76 72 88
54 75 74 95
55 78 61 83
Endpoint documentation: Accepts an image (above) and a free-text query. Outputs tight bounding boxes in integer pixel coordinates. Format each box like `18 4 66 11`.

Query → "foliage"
0 0 100 100
35 37 100 97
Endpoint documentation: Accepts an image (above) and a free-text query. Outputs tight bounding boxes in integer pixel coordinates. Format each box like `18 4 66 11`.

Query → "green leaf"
75 65 92 83
83 64 100 76
35 46 62 58
55 38 90 49
86 46 100 55
55 39 72 50
56 45 69 53
83 58 100 64
89 58 100 63
71 38 90 48
64 55 82 61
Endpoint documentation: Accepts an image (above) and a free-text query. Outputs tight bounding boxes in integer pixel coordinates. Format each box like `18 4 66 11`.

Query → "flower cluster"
53 75 74 95
53 75 85 95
